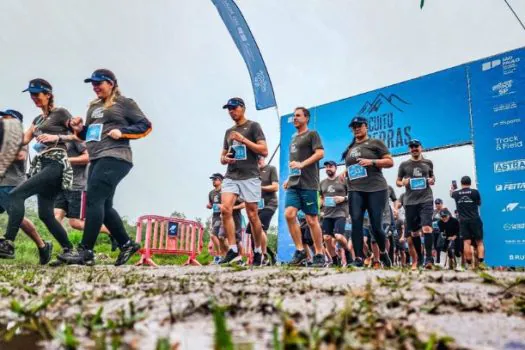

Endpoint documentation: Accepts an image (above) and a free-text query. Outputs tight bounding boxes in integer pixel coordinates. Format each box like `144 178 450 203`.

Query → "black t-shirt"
397 158 434 205
451 188 481 220
344 138 390 192
223 120 266 180
32 107 72 152
288 130 324 190
438 217 460 238
260 165 278 211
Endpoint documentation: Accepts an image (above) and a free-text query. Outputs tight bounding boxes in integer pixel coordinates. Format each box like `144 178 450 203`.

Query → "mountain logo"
357 93 410 115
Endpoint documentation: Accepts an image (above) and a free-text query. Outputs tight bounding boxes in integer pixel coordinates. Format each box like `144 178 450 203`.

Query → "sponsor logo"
492 80 514 96
493 118 521 127
495 182 525 192
482 59 501 71
493 102 517 113
494 159 525 173
254 70 268 93
495 135 523 151
502 55 520 75
502 202 520 212
504 223 525 231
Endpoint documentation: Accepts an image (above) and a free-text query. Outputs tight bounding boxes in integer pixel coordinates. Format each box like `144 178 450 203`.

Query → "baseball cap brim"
22 87 48 93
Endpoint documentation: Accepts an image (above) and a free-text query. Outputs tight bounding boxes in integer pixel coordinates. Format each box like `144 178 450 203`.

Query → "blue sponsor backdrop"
277 47 525 266
469 48 525 266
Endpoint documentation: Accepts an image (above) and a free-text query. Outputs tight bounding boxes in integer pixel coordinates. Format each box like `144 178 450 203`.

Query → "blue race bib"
86 124 103 142
432 221 439 230
348 164 367 180
324 197 336 207
33 142 46 153
345 223 352 231
258 198 265 210
289 167 301 177
410 177 427 190
231 144 247 160
212 203 221 213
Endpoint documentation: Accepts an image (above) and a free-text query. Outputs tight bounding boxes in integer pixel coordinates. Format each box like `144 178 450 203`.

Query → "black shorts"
55 190 82 219
405 201 434 233
246 208 275 234
460 218 483 241
301 224 314 247
211 216 221 236
321 217 346 237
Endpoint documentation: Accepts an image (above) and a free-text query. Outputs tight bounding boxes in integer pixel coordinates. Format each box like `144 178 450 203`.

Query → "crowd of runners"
0 84 485 269
208 99 486 270
0 70 152 266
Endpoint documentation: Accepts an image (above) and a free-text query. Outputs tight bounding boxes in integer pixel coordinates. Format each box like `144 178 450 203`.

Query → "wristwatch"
372 160 377 167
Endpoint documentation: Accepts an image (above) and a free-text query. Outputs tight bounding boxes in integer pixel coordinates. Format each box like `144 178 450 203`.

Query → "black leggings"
81 157 132 250
6 159 72 249
349 190 387 259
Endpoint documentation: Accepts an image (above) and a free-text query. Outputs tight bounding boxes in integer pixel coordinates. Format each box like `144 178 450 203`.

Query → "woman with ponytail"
342 116 394 269
61 69 152 266
0 79 75 261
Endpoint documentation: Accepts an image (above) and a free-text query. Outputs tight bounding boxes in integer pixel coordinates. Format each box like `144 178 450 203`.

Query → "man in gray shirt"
219 97 268 266
396 139 435 270
283 107 325 267
0 109 52 264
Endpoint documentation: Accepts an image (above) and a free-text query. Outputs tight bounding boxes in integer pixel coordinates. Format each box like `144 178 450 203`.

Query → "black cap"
22 78 52 93
408 139 422 147
0 109 23 122
84 69 117 85
223 97 245 109
323 160 337 167
209 173 224 180
440 209 450 217
349 116 368 128
434 198 443 205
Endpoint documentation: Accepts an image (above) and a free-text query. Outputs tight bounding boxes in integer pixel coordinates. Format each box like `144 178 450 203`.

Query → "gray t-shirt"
66 141 88 191
288 130 324 190
397 158 434 206
208 188 222 227
344 138 390 192
0 146 28 187
32 108 72 152
320 177 348 218
260 165 278 211
85 96 147 164
223 120 266 180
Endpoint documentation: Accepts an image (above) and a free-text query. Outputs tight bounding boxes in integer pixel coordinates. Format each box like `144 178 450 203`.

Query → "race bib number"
86 124 103 142
258 199 265 210
231 144 247 160
410 177 427 190
348 164 367 180
212 203 221 213
345 223 352 231
324 197 336 207
289 167 301 177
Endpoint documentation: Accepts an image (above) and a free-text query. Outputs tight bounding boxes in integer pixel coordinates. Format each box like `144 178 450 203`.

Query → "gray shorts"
218 225 242 243
222 177 261 203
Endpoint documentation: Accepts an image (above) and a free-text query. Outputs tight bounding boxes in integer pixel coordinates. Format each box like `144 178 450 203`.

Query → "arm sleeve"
223 130 230 151
251 122 266 142
428 160 435 178
397 163 405 179
475 190 482 206
375 139 390 158
311 131 324 150
120 99 152 139
270 166 278 183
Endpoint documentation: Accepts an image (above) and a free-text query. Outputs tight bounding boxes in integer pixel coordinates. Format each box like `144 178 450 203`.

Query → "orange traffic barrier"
135 215 204 267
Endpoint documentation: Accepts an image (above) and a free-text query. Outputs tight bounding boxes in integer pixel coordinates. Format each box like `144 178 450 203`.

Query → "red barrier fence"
135 215 204 267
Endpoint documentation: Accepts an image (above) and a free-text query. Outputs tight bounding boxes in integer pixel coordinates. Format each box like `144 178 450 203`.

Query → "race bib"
345 223 352 231
348 164 367 180
432 221 439 230
258 198 265 210
410 177 427 190
231 144 247 160
86 124 103 142
289 167 301 177
33 142 46 153
324 197 336 207
212 203 221 213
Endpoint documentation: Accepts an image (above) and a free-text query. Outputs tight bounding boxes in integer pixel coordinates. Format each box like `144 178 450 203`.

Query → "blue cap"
84 69 117 85
0 109 23 122
22 78 52 93
349 116 368 127
223 97 245 109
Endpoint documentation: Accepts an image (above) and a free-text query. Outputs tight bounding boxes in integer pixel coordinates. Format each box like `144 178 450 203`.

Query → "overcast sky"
1 0 524 223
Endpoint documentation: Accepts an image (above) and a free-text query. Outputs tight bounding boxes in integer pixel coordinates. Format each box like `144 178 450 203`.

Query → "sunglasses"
409 144 420 149
91 81 104 87
351 123 365 129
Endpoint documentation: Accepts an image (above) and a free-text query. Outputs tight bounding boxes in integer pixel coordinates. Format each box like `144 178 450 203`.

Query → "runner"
207 173 225 263
319 160 350 267
0 110 52 264
219 97 267 266
451 176 485 269
0 117 23 178
245 156 278 265
432 198 450 265
61 69 152 265
0 79 76 261
283 107 325 267
396 139 435 270
393 210 407 267
54 140 116 250
342 116 394 268
438 210 463 271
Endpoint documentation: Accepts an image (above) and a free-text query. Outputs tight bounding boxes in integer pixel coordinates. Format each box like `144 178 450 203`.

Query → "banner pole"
268 106 281 165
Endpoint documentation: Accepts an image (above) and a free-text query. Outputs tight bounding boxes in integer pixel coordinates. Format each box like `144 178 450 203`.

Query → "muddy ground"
0 265 524 349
